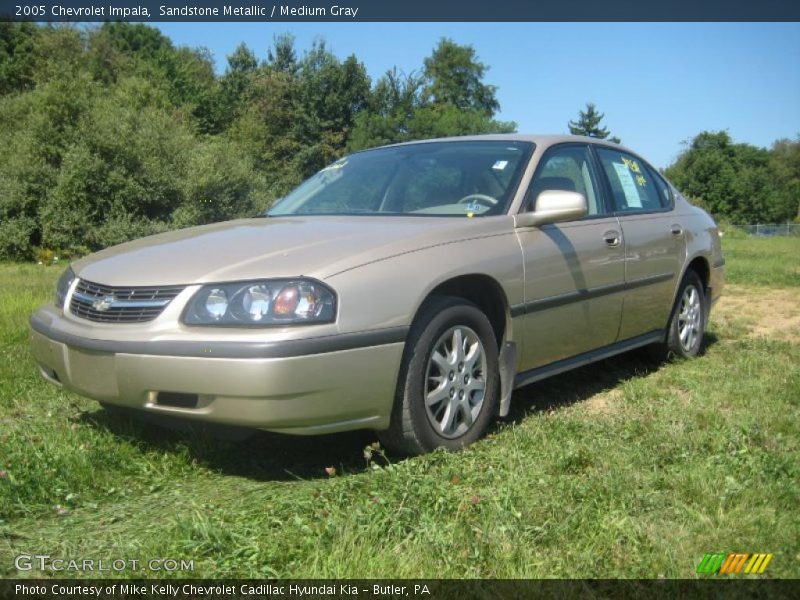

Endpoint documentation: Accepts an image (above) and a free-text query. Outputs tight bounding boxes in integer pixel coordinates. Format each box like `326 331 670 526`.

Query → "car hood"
72 215 513 287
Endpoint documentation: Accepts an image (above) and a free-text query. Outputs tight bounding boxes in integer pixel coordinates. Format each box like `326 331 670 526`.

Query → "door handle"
603 230 621 247
670 224 684 236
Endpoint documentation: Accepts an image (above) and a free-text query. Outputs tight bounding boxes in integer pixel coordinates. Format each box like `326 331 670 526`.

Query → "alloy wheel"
423 325 487 438
677 284 702 352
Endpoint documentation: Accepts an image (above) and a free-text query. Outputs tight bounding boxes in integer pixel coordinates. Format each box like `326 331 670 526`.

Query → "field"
0 237 798 578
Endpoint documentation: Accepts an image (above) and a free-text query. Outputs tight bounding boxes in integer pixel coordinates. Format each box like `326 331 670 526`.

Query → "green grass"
721 235 800 288
1 237 798 578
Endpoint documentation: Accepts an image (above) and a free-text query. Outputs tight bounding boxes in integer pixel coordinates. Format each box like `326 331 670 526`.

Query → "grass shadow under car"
78 337 718 480
78 407 380 482
498 333 718 425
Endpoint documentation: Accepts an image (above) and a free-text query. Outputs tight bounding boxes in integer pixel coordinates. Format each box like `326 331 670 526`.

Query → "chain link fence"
734 224 800 237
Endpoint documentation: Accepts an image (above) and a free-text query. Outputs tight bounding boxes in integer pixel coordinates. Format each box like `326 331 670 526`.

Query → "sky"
155 22 800 168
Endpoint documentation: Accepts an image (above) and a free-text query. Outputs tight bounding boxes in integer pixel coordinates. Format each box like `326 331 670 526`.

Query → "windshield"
267 140 534 217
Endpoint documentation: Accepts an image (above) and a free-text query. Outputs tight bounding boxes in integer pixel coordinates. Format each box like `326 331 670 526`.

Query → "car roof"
373 133 637 156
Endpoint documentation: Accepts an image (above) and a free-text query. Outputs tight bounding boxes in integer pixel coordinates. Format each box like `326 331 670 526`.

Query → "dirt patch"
670 388 692 406
582 389 622 415
713 285 800 342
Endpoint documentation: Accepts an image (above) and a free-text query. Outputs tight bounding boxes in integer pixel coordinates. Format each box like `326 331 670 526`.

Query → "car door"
515 144 625 371
593 146 686 340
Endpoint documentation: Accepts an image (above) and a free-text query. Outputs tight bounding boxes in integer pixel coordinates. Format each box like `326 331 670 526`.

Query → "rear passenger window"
596 148 667 212
648 166 673 207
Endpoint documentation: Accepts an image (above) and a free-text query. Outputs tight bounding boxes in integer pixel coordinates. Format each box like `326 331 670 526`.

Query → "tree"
349 40 515 151
0 22 39 94
422 38 499 116
347 68 423 150
228 68 303 196
664 130 796 224
769 136 800 221
568 102 620 143
221 43 258 104
291 41 370 173
212 43 259 131
228 39 372 193
267 33 298 75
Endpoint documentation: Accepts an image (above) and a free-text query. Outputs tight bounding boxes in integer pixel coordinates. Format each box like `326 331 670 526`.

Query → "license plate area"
66 347 119 398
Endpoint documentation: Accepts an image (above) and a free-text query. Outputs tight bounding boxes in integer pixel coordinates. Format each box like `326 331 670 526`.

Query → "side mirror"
515 190 588 228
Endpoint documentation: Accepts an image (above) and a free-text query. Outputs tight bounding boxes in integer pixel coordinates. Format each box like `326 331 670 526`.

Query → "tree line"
0 23 797 261
665 131 799 226
0 23 512 260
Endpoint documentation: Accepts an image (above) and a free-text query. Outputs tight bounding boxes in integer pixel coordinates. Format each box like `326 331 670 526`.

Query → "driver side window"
399 161 464 212
527 145 602 216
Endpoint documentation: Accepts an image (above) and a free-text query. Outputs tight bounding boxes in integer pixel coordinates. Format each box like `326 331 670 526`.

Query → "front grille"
69 279 185 324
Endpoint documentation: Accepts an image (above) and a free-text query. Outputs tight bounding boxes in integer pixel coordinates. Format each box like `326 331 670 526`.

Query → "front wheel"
665 270 707 358
378 296 500 456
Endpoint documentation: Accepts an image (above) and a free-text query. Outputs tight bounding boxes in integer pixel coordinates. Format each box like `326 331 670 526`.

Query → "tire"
377 296 500 456
664 270 707 358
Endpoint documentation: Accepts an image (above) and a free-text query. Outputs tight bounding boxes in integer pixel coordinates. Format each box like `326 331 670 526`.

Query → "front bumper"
30 308 405 435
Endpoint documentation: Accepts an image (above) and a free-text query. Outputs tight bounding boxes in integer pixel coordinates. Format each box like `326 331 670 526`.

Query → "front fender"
325 232 525 336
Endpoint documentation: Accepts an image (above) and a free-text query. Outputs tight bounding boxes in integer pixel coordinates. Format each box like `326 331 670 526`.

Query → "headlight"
55 267 75 308
182 279 336 326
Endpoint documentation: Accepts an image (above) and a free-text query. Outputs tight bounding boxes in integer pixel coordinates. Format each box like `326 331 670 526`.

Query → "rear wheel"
664 270 707 358
378 296 500 456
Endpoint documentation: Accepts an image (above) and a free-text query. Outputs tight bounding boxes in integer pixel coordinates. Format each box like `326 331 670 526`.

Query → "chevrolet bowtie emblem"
92 295 115 312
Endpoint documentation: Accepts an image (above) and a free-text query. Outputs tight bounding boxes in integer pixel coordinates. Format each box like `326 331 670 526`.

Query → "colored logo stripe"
696 553 726 574
745 553 773 574
697 553 773 574
720 553 749 574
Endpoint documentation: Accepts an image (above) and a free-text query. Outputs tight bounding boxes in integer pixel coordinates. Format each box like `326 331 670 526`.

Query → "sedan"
30 135 725 454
